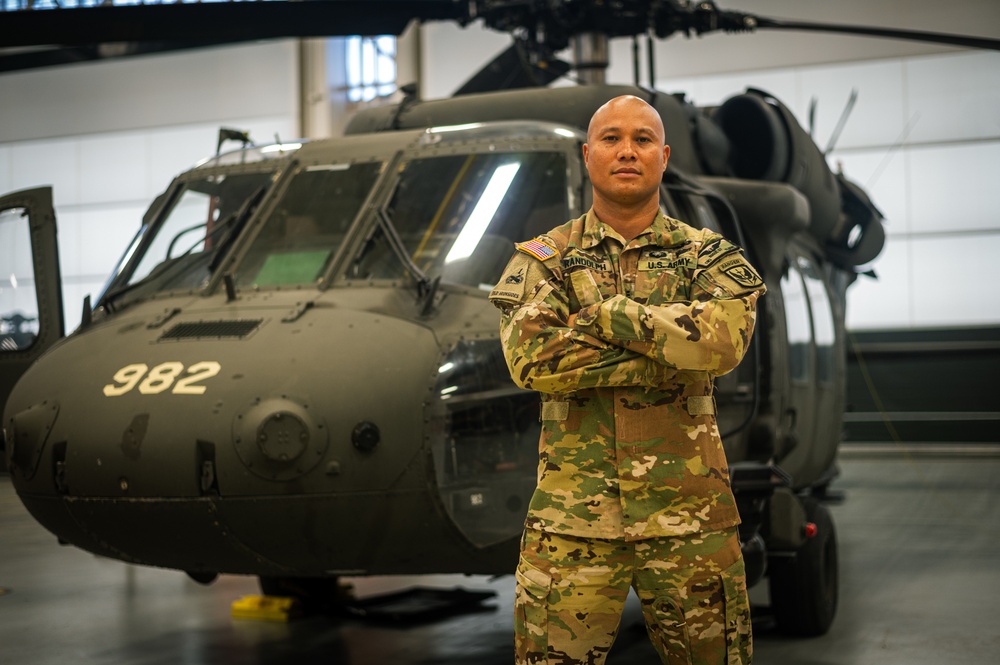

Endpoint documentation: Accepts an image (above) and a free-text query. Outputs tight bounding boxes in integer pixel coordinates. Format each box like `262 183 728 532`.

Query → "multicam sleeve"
490 252 671 394
572 241 766 376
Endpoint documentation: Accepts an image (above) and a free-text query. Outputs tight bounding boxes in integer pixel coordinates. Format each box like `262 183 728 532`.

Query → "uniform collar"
582 208 690 250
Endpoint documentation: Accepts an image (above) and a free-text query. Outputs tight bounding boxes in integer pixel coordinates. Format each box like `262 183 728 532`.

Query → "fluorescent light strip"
445 162 521 264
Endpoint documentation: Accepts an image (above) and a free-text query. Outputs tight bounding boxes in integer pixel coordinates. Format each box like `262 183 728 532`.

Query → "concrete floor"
2 454 999 664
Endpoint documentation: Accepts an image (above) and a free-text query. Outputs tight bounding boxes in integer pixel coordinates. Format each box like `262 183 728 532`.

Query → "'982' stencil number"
102 361 222 396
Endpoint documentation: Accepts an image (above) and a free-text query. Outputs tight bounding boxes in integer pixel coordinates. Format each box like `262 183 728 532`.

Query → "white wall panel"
9 139 80 207
78 132 149 206
76 206 146 277
907 141 1000 234
0 146 10 195
911 233 1000 326
147 126 219 197
54 210 82 278
906 52 1000 145
845 236 913 330
799 60 906 151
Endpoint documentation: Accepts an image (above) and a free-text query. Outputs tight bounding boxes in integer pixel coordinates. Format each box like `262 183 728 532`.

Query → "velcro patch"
517 238 558 262
541 401 569 421
686 395 716 416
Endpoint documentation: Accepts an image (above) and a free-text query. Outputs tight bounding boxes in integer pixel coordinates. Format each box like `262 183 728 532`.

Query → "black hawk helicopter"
2 0 998 637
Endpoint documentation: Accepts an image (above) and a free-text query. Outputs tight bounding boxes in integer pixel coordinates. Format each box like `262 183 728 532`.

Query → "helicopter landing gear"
767 496 839 636
257 575 352 614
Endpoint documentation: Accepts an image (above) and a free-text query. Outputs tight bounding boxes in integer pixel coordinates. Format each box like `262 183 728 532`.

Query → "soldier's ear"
662 144 670 171
582 143 590 167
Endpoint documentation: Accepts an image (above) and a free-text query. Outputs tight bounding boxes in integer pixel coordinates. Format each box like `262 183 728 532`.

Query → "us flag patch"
517 238 558 261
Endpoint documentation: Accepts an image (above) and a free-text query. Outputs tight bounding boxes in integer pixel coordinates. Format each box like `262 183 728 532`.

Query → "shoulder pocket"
490 252 554 308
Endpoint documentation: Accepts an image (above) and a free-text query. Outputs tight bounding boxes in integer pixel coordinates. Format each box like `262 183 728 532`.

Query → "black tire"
768 496 839 636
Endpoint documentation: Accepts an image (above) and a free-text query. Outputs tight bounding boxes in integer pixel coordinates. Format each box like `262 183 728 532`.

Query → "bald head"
587 95 666 146
581 94 670 235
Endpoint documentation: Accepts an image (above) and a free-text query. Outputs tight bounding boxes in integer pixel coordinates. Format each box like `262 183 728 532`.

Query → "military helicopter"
2 0 998 638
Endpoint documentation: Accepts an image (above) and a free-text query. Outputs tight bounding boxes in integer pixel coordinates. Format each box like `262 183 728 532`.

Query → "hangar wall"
0 40 300 332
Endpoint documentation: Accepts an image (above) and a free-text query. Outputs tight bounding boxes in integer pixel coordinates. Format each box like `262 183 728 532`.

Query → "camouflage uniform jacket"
489 209 765 541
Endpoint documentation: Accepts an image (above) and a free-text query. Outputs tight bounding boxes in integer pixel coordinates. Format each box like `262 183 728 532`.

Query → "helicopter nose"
3 299 448 573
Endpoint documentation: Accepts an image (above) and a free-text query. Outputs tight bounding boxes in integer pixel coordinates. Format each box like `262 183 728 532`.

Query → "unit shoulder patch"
489 251 552 308
699 236 740 267
722 261 763 288
702 251 764 296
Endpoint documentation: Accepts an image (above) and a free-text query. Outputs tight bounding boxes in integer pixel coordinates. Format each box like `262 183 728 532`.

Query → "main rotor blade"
0 1 468 49
751 17 1000 52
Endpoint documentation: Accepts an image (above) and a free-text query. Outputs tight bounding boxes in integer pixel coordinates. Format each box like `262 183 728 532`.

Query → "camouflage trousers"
514 527 752 665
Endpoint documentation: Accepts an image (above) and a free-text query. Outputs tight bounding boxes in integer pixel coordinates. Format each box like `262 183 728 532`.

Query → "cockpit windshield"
104 171 273 304
347 151 569 290
235 161 384 288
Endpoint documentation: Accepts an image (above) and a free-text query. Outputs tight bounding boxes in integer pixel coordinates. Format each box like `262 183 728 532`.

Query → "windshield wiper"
375 205 440 314
207 184 267 274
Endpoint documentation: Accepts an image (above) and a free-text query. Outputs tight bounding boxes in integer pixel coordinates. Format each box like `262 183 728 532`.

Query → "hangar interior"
1 1 998 664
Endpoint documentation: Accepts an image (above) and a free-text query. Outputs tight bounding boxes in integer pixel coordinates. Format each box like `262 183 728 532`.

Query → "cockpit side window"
0 207 40 351
235 162 384 288
348 151 569 290
782 260 812 382
797 254 837 383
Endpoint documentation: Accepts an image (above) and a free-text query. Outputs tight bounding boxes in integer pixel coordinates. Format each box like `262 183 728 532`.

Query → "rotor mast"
572 32 610 85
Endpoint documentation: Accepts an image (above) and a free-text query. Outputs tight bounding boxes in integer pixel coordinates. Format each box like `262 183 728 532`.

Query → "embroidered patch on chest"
562 249 610 272
637 249 696 271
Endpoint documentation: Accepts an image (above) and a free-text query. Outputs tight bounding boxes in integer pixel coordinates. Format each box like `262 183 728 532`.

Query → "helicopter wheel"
767 495 839 636
257 576 352 614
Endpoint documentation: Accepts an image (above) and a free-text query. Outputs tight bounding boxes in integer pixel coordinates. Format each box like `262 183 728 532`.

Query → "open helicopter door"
0 187 64 471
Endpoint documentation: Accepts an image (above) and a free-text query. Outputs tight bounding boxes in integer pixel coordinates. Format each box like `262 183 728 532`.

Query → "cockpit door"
0 187 64 422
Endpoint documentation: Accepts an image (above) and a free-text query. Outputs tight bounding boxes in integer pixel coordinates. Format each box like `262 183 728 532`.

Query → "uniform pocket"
721 558 753 664
644 591 694 665
514 557 552 665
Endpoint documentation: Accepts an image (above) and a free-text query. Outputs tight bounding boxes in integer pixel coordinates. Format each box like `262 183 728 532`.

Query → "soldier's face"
583 98 670 208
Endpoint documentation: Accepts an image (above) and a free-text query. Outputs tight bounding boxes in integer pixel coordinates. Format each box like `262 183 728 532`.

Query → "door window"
0 207 39 351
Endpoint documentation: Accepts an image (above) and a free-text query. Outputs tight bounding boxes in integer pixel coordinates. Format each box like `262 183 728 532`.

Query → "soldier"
489 95 765 664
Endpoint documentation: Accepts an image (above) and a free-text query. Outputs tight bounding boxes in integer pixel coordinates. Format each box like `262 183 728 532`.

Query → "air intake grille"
159 319 262 340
